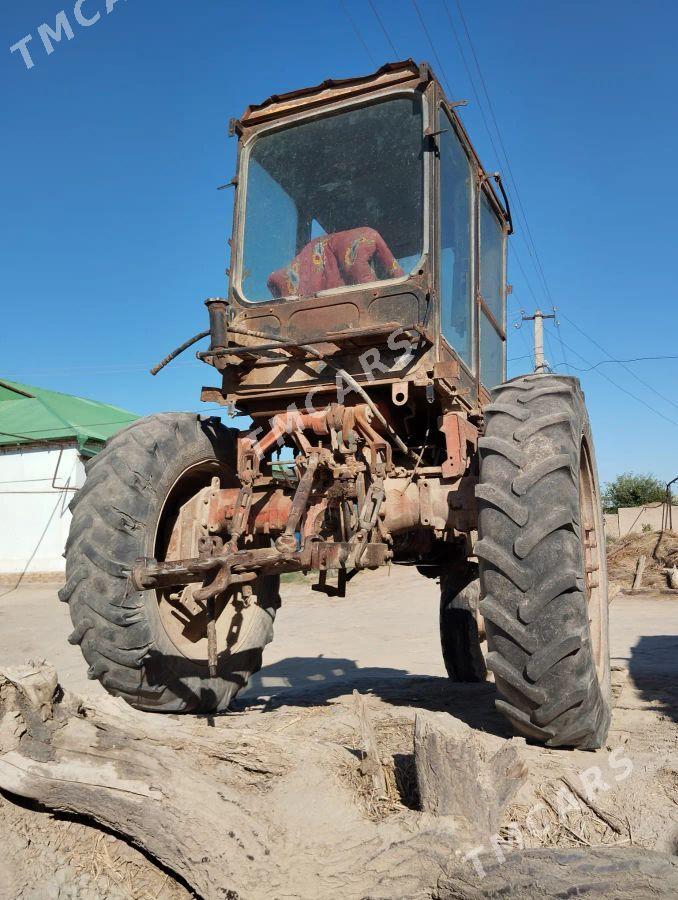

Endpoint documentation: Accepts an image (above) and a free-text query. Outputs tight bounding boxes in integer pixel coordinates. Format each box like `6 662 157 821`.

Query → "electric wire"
553 315 571 373
549 352 678 371
366 0 399 57
453 0 553 304
448 0 678 417
558 311 678 413
544 328 558 374
339 0 377 66
550 331 678 429
508 245 540 306
411 0 454 96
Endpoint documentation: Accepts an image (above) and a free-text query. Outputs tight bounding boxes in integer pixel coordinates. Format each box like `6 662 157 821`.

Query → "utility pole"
518 309 556 374
663 476 678 531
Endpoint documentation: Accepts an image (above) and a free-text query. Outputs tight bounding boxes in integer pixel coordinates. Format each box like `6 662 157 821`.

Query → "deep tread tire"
476 374 611 749
440 564 487 682
60 413 280 713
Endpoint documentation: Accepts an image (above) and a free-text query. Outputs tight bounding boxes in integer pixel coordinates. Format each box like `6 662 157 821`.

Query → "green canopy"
0 379 138 456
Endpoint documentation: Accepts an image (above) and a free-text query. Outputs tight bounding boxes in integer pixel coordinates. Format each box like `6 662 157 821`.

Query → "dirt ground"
1 567 677 898
607 528 678 589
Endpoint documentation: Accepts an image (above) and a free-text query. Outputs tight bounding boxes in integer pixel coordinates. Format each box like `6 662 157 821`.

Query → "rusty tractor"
62 61 610 748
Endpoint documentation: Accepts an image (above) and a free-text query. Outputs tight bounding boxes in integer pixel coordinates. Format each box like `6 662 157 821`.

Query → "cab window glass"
479 192 504 325
479 190 506 387
480 312 504 387
241 95 424 301
439 113 473 370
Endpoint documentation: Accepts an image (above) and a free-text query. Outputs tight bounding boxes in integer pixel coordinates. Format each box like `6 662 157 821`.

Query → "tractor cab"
218 59 509 410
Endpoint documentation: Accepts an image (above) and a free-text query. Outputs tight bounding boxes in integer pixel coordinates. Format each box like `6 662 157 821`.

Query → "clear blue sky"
2 0 677 486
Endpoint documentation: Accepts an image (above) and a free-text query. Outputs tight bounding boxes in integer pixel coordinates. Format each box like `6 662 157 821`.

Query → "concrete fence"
604 503 678 539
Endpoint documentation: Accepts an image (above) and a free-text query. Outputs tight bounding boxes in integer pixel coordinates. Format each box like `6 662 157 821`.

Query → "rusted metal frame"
228 279 430 338
439 412 479 479
130 547 285 592
130 539 389 595
219 324 436 397
216 77 439 408
220 60 506 408
200 324 425 361
274 452 320 554
477 296 506 340
236 60 429 130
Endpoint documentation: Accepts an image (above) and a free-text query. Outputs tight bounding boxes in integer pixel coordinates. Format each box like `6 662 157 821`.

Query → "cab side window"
439 112 474 371
479 192 506 387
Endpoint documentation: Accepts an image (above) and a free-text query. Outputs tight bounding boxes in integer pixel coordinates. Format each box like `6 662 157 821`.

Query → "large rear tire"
475 374 610 749
60 413 279 713
439 563 487 682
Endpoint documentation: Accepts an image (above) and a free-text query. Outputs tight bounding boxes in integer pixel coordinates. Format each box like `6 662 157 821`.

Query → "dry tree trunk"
0 661 288 899
0 663 556 900
414 710 527 842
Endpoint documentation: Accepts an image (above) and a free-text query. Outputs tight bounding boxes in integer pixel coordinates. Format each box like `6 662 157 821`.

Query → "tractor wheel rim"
578 437 606 684
153 459 251 665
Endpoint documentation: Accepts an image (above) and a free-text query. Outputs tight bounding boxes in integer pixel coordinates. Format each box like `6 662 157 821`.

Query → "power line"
558 312 678 413
553 331 678 429
544 328 558 374
453 0 554 305
553 316 570 374
411 0 454 96
552 353 678 372
441 2 549 322
508 245 540 306
366 0 399 58
338 0 377 66
450 1 677 416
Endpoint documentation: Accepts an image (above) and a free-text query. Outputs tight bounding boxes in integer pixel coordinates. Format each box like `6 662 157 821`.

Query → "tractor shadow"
627 634 678 725
239 654 512 737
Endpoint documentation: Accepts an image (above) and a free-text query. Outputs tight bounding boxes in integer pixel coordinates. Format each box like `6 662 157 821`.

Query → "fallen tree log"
0 663 483 898
438 846 678 898
0 661 287 899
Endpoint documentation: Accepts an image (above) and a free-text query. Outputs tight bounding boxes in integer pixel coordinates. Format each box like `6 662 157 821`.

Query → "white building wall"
0 445 85 574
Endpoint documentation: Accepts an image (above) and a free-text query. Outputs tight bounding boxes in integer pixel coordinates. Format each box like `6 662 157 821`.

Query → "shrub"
603 472 668 512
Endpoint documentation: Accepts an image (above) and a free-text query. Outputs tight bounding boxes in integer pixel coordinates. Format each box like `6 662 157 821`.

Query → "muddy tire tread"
476 374 611 749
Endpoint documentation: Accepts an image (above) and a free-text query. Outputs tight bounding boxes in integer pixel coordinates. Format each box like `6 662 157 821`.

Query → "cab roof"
235 59 430 131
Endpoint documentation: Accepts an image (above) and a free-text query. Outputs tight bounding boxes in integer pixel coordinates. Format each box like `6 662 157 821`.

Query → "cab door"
477 187 507 388
438 104 475 375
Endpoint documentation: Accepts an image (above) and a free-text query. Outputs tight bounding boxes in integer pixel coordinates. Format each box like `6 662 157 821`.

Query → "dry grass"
338 716 419 820
607 530 678 589
505 779 633 851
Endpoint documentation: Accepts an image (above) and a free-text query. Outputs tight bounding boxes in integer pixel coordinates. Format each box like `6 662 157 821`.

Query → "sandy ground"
2 567 677 700
1 568 677 898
